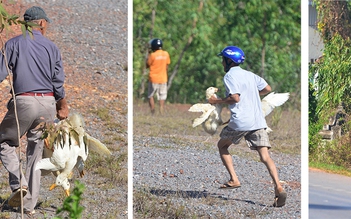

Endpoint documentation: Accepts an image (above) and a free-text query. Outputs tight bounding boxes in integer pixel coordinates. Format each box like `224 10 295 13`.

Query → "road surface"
309 169 351 219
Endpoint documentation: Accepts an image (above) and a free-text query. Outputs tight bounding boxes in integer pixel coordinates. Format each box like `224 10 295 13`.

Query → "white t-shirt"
223 66 268 131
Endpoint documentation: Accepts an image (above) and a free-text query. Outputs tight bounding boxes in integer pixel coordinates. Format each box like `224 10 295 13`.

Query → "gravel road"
133 135 301 218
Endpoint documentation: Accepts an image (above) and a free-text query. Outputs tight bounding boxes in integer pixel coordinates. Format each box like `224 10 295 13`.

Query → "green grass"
85 152 128 184
93 108 111 121
90 107 126 132
309 161 351 177
0 212 11 218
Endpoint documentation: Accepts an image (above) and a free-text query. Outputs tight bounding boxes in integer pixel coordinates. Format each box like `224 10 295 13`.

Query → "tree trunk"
260 12 267 78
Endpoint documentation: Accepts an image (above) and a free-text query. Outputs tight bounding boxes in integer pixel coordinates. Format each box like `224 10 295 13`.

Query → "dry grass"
80 107 128 188
133 189 198 219
134 99 301 155
133 101 202 137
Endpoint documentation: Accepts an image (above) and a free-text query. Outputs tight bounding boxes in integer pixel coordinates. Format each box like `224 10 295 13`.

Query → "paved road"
309 170 351 219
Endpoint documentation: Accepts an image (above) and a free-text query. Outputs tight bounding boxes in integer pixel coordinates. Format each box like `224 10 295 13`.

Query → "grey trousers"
0 95 56 211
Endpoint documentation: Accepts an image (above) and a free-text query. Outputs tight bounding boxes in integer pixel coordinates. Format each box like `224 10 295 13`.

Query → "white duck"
36 113 112 196
188 87 223 135
189 87 290 135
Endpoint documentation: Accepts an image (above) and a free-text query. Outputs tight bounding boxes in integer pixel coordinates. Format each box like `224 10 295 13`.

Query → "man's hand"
208 94 240 105
56 98 69 120
208 95 218 104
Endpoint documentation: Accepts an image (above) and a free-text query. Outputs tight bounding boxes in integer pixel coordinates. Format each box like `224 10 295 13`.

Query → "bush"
53 180 85 219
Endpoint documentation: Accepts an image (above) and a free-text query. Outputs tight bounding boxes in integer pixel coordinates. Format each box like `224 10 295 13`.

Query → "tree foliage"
310 35 351 117
0 3 39 45
311 1 351 118
315 0 351 41
133 0 301 104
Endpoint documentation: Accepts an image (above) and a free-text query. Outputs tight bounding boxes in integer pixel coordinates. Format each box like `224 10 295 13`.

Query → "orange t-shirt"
147 50 171 83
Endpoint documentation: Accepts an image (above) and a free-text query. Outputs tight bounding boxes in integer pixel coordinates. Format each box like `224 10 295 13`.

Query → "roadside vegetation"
309 1 351 175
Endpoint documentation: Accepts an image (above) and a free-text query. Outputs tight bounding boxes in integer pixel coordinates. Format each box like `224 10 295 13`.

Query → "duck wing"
261 92 290 117
189 103 216 127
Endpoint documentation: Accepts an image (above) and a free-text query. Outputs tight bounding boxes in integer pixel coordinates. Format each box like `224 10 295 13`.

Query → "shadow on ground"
150 188 268 207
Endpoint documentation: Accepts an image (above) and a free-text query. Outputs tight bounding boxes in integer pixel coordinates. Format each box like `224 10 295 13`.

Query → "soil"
0 0 128 218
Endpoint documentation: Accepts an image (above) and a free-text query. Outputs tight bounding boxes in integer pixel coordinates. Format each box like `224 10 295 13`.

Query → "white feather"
188 103 216 127
85 134 112 156
261 92 290 117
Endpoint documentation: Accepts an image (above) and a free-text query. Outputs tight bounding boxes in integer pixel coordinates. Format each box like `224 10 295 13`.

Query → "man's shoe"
8 187 28 207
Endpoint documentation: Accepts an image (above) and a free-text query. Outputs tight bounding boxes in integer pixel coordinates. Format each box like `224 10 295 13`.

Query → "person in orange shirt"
146 38 171 114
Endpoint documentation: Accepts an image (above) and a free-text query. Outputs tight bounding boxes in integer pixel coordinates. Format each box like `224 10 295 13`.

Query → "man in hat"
0 6 69 215
146 38 170 115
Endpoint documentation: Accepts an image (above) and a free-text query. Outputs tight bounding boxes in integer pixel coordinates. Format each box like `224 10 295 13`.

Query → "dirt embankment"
0 0 128 218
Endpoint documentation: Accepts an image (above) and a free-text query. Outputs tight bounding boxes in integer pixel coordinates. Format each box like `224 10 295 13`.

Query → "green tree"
311 0 351 117
133 0 300 104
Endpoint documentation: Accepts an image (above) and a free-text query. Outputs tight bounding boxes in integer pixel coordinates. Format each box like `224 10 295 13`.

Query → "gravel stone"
133 135 301 218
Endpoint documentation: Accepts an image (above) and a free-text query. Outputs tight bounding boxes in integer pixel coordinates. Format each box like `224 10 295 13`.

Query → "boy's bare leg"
256 146 284 195
218 139 240 185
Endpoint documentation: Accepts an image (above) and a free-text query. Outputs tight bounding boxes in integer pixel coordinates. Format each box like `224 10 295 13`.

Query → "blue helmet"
218 46 245 64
